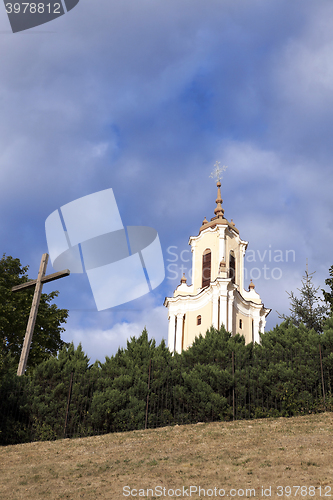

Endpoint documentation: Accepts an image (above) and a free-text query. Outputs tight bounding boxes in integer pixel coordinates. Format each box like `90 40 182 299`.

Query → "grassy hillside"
1 413 333 499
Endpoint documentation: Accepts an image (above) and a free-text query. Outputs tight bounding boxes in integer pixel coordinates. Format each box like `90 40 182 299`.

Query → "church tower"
164 170 271 354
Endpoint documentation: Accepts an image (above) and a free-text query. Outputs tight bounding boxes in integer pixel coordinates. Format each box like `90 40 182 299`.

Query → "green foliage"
29 343 92 441
92 328 172 433
180 364 231 422
257 321 324 415
0 371 31 445
183 325 245 366
0 254 69 371
2 280 333 445
322 265 333 316
279 267 329 333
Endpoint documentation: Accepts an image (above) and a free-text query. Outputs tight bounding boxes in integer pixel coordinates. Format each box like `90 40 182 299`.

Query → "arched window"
202 249 211 288
239 319 243 329
197 315 201 326
229 252 236 284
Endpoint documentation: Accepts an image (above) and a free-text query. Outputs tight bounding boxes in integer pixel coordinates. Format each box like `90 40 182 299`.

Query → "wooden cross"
12 253 70 376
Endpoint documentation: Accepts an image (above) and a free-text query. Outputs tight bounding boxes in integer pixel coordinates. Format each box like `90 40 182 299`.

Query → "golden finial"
210 161 227 219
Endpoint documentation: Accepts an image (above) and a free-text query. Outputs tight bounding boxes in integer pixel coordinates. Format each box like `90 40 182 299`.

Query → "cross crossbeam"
12 270 70 292
12 253 70 376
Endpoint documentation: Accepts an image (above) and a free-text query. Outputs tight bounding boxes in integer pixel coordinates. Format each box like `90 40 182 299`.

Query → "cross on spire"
210 161 228 182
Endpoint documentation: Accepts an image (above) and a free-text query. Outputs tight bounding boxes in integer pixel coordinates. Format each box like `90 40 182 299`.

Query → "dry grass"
1 413 333 499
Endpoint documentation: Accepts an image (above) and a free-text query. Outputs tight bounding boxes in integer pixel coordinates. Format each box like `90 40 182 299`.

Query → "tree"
278 266 329 333
92 328 170 433
0 254 69 371
29 342 92 440
322 265 333 316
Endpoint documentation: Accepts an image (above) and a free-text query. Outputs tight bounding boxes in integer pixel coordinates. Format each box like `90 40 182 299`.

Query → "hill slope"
1 413 333 499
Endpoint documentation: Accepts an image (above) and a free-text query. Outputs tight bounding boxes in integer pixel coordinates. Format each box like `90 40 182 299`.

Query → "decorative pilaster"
253 316 261 344
219 291 228 330
175 314 184 354
168 314 176 353
218 227 226 266
240 242 246 291
212 292 219 329
227 290 234 333
190 240 197 290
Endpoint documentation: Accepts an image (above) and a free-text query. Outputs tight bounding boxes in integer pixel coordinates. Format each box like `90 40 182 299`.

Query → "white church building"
164 176 271 354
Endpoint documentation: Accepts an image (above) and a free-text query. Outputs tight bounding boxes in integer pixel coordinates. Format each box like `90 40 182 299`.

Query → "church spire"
199 161 239 234
213 180 224 219
210 161 227 220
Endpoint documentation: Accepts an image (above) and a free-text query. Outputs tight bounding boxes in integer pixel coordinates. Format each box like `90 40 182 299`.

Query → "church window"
239 319 242 329
229 252 236 284
197 315 201 326
202 249 211 288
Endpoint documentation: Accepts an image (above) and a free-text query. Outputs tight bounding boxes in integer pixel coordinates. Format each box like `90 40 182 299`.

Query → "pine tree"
29 343 91 440
322 265 333 316
279 264 329 333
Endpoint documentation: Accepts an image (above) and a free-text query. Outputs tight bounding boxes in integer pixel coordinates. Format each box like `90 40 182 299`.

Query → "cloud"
63 305 168 363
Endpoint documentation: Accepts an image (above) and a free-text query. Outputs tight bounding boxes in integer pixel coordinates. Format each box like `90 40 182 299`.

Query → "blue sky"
1 0 333 363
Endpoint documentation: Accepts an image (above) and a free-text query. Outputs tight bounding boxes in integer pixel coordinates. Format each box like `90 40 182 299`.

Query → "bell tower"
164 164 270 353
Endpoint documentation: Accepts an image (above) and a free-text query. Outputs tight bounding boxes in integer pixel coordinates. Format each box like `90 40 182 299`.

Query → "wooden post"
232 351 235 421
64 372 74 438
145 359 152 430
319 343 326 407
13 253 70 376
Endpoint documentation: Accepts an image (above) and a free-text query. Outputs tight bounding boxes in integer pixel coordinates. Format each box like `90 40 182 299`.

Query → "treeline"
1 318 333 446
